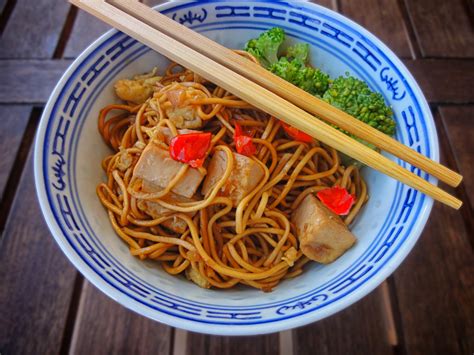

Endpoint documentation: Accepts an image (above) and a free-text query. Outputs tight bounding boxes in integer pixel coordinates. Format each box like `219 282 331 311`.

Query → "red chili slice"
316 186 355 215
169 132 211 168
280 121 313 143
234 123 257 156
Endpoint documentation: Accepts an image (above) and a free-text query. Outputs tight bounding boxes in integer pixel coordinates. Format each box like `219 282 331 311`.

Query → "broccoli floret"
269 57 300 82
269 57 330 97
322 75 396 136
245 27 285 68
286 43 310 63
245 27 396 164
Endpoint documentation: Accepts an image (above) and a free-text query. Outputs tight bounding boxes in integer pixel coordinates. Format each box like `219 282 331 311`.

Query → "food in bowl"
36 0 437 334
96 28 396 291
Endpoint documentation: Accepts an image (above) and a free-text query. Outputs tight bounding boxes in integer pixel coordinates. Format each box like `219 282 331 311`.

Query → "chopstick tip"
453 173 463 187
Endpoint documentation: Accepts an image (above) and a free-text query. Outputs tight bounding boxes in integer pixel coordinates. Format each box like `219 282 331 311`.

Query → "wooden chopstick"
110 0 462 189
70 0 462 210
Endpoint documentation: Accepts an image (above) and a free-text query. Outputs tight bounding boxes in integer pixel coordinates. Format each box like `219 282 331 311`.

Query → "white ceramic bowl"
35 0 437 335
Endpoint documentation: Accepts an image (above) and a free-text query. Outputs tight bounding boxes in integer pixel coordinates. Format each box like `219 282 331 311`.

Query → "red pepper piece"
316 186 355 215
280 121 313 143
169 132 211 168
234 123 257 156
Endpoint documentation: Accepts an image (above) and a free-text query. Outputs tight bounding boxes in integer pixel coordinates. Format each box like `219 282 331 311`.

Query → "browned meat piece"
291 194 356 264
137 192 196 233
185 267 211 289
163 85 203 129
115 150 133 171
201 150 265 207
114 70 161 104
133 140 205 198
166 106 202 129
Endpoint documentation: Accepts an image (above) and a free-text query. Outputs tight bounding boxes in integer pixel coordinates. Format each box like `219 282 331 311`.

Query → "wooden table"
0 1 473 354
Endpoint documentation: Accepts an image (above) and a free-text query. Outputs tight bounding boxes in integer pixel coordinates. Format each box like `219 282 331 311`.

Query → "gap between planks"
59 274 85 355
385 277 408 355
396 0 422 59
68 279 89 354
0 106 41 237
0 0 17 35
53 5 79 59
170 329 294 355
435 107 474 248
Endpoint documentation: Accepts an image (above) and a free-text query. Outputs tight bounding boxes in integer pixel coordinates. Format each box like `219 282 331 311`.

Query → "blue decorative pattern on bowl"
35 0 437 335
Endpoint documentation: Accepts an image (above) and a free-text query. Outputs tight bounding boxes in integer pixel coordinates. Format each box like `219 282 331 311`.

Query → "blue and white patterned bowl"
34 1 437 335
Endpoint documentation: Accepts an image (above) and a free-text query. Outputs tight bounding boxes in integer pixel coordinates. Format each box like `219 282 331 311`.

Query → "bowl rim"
34 0 437 335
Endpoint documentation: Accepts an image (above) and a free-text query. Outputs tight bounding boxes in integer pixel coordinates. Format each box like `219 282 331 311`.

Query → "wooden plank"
0 150 78 354
0 60 72 104
308 0 336 9
294 286 393 354
69 281 173 354
392 114 474 354
339 0 412 58
186 332 279 355
63 10 111 59
439 106 474 204
0 0 70 58
173 328 188 355
403 59 474 103
279 330 295 355
0 105 31 200
392 202 474 354
405 0 474 58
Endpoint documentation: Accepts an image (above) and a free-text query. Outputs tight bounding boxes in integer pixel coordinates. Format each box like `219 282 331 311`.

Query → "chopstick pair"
70 0 463 209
